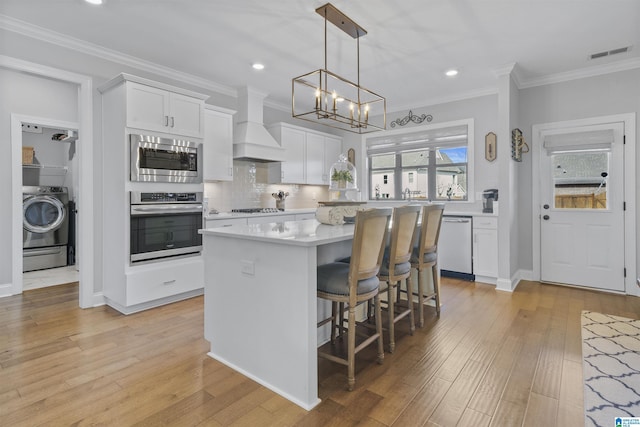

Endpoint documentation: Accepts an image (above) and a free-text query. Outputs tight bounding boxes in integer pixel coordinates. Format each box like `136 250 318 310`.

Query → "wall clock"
485 132 497 162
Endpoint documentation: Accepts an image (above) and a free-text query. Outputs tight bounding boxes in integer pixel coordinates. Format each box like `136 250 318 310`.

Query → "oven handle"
130 204 203 215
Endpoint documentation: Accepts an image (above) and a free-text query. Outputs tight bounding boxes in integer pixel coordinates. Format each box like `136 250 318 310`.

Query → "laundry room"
21 123 78 289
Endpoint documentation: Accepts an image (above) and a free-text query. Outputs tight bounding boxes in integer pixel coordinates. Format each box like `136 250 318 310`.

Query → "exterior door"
540 123 625 291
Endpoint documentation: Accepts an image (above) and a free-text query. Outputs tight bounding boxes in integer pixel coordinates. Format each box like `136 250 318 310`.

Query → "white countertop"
200 219 355 247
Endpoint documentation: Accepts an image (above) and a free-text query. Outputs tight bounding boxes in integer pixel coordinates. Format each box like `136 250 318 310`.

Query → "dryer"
23 186 69 272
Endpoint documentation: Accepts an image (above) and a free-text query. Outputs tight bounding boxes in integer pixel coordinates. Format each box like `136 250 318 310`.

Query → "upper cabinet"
267 122 342 185
203 105 236 182
100 74 208 139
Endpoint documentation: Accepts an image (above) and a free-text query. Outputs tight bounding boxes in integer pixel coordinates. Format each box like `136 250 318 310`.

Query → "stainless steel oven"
130 191 203 263
130 134 202 183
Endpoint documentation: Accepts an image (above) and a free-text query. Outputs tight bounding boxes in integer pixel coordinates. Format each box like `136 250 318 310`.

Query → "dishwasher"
438 215 474 280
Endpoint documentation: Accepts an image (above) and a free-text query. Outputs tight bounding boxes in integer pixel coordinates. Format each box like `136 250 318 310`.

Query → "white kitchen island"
200 219 355 410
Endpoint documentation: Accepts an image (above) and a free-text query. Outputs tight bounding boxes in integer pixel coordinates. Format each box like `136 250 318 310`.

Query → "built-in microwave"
130 134 202 183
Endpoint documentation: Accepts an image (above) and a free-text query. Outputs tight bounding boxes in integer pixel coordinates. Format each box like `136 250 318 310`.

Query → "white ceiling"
1 0 639 112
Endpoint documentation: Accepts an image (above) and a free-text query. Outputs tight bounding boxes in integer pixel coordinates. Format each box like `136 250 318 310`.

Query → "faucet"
404 187 411 201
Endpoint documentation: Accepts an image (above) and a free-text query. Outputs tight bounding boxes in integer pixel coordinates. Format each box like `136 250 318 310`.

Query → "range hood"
233 87 285 162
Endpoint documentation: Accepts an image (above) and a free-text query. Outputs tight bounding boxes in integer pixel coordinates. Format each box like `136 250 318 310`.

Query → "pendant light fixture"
292 3 386 134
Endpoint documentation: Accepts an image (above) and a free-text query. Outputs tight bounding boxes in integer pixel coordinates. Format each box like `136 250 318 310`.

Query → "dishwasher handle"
443 218 471 223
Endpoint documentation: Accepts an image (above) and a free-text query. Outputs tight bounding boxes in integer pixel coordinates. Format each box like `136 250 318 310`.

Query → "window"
367 122 471 201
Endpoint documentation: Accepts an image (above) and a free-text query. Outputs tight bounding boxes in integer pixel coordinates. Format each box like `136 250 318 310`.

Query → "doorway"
4 55 95 307
532 114 636 295
21 123 79 290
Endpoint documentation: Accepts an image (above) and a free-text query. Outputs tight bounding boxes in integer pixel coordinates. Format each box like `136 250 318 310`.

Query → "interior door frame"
532 113 637 296
3 55 95 308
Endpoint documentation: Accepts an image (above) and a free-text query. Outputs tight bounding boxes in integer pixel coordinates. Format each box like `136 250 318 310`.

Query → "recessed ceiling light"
85 0 104 4
252 63 265 70
445 69 459 77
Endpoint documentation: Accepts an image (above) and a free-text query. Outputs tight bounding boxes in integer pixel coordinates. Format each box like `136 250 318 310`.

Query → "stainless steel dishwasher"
438 215 474 280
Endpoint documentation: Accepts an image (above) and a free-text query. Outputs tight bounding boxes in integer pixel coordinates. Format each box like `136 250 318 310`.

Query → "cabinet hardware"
164 115 169 126
163 279 176 285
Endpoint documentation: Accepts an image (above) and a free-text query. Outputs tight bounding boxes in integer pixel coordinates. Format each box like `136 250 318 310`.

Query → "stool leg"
374 293 384 364
387 281 396 353
339 302 345 338
347 304 356 391
417 267 425 327
330 301 337 343
432 264 441 317
405 277 415 335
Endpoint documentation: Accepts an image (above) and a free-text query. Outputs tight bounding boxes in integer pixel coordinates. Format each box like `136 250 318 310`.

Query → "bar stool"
409 204 445 326
377 205 421 353
316 208 392 391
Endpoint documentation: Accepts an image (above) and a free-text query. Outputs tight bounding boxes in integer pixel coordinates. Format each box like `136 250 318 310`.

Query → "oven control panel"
131 192 203 204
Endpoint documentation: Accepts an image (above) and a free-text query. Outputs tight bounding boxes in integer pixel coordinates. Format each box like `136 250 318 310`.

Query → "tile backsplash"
204 160 329 212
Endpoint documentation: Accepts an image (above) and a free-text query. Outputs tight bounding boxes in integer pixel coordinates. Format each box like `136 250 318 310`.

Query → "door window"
551 150 609 210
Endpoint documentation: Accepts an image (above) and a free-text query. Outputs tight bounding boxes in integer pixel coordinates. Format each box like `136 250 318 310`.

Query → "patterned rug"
581 311 640 426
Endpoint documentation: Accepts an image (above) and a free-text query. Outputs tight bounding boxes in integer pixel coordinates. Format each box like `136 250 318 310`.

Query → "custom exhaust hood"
233 87 285 162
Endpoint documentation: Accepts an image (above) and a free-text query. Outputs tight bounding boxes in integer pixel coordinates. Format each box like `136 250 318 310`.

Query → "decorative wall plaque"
390 110 433 128
485 132 497 162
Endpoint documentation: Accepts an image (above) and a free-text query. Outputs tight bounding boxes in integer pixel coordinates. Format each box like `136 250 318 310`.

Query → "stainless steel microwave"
130 134 202 183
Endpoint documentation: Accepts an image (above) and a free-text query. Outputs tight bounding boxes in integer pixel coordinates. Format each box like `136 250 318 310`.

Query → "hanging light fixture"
292 3 386 134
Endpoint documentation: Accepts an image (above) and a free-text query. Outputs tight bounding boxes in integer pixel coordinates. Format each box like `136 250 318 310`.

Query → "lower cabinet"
103 256 205 314
473 216 498 282
126 258 204 306
205 217 248 228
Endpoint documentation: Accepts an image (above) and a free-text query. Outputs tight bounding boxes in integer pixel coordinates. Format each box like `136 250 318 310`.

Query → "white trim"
2 55 97 308
520 57 640 89
532 113 637 296
362 118 475 203
0 14 236 98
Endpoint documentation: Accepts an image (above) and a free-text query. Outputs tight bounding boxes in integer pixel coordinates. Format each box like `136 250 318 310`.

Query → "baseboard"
103 288 203 315
495 269 533 292
92 292 106 307
0 282 13 297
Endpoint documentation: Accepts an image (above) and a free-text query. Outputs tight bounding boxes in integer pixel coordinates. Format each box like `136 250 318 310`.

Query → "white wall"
517 68 640 272
0 68 78 287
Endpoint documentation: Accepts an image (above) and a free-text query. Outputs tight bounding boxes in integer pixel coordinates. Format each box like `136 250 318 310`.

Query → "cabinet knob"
543 215 550 220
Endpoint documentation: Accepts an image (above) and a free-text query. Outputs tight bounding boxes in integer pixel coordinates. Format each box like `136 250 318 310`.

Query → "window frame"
365 119 474 202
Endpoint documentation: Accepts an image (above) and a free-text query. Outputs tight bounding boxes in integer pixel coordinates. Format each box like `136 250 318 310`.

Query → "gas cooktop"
231 208 282 214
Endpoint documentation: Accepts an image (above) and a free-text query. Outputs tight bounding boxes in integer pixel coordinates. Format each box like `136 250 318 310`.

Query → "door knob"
543 215 550 220
543 204 549 209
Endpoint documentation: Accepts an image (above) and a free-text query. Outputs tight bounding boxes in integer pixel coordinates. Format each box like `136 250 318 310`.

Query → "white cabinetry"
473 216 498 283
267 123 342 185
205 217 248 228
203 105 235 181
126 81 204 138
267 124 306 184
98 73 209 314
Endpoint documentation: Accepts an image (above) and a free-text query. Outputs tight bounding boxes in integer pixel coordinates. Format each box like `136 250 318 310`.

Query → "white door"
540 123 625 291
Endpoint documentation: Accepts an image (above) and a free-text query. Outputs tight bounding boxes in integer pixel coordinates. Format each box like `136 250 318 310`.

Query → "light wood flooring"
1 278 639 426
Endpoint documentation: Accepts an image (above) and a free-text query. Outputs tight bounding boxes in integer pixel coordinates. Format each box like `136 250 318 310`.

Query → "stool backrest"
387 205 421 276
418 204 445 259
350 208 392 284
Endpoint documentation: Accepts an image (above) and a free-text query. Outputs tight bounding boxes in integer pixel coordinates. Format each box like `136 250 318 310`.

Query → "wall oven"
130 191 203 263
130 134 202 183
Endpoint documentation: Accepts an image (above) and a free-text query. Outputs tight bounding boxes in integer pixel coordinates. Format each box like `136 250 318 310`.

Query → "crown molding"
0 14 237 98
519 57 640 89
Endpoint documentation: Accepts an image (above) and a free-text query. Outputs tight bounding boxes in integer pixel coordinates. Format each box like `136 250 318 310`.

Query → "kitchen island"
200 219 355 410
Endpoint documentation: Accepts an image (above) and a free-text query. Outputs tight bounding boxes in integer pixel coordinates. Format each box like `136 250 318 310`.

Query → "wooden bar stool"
409 204 445 326
316 208 392 391
378 205 421 353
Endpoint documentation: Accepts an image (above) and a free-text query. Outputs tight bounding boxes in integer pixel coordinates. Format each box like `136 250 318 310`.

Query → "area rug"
581 311 640 426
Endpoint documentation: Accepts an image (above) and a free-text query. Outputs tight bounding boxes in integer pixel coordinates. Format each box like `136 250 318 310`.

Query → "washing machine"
23 186 69 272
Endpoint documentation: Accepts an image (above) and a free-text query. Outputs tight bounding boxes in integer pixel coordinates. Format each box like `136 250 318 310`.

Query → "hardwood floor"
1 278 638 426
